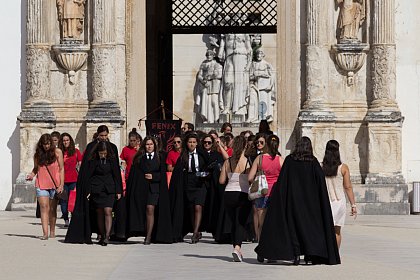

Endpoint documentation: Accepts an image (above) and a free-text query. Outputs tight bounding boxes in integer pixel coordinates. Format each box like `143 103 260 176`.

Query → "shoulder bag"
45 164 67 201
248 155 269 200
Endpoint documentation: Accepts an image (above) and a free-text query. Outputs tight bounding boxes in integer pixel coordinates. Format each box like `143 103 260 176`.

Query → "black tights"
190 204 203 235
146 205 155 240
96 207 113 240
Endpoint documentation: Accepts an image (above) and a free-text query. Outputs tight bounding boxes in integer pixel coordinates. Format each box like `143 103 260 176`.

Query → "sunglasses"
174 141 181 144
256 141 265 145
203 141 213 145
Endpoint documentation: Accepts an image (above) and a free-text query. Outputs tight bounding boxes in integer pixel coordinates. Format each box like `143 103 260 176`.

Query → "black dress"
254 156 341 265
169 149 209 242
126 153 173 243
64 155 122 244
90 159 118 208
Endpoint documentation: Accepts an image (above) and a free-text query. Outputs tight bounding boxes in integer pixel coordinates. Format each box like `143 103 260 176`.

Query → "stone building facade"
8 0 414 214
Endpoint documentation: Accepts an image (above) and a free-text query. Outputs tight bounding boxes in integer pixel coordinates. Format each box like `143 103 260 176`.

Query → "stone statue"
247 49 276 123
57 0 86 41
195 50 223 123
336 0 365 43
217 34 252 121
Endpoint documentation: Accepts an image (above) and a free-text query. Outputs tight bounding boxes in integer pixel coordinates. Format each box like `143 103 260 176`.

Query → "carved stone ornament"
52 44 90 84
332 43 369 86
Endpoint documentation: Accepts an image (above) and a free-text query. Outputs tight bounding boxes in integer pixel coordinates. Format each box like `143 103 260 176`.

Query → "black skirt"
147 183 160 206
184 173 207 206
91 191 115 208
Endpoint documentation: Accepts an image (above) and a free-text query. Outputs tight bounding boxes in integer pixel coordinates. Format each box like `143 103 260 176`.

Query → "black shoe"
257 255 264 263
101 238 109 246
304 255 312 265
143 238 151 245
293 255 300 265
191 234 199 244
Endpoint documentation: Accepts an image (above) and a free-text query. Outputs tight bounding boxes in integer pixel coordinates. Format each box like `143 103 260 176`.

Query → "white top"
225 172 249 193
325 164 345 202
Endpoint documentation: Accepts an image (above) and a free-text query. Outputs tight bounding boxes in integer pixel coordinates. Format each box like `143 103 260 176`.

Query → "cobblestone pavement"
0 211 419 280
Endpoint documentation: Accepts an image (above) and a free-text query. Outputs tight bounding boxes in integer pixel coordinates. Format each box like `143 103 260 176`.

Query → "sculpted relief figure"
57 0 86 40
336 0 365 43
195 50 223 123
247 49 276 123
218 34 252 119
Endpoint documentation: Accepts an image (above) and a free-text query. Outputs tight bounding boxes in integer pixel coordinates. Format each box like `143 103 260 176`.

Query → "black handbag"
45 165 67 200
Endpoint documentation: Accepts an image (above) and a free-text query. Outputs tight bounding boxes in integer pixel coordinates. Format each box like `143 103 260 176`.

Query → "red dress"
120 146 138 179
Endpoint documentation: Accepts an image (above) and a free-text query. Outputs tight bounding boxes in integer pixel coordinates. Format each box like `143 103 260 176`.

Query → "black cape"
125 152 172 243
169 149 209 242
255 156 341 265
65 141 122 244
202 150 224 235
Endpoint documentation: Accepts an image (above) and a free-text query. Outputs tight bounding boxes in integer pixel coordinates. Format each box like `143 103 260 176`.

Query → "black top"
125 152 172 243
254 156 341 265
64 142 122 244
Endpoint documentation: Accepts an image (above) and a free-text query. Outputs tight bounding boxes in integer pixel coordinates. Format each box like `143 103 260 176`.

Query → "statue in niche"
336 0 365 43
217 34 252 120
57 0 86 41
247 49 276 123
194 50 223 123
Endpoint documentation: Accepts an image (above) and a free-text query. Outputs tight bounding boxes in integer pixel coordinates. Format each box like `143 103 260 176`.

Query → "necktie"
190 153 196 172
101 158 106 164
148 153 152 160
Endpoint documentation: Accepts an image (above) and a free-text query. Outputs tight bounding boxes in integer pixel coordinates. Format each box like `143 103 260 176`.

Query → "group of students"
28 121 356 265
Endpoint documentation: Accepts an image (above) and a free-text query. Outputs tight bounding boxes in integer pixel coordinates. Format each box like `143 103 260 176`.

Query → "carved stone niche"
331 43 369 86
52 44 90 84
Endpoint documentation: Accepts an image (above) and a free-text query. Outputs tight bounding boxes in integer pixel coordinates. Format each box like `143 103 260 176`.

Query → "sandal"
40 236 48 240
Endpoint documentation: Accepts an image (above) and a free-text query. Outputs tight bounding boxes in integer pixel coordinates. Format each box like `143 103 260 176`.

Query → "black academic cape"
255 156 341 265
125 152 172 243
202 150 224 234
169 149 209 242
64 141 122 244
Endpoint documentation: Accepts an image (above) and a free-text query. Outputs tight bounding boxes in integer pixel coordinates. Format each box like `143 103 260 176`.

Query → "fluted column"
365 0 405 190
370 0 398 109
91 0 117 102
303 0 327 110
87 0 124 137
25 0 51 103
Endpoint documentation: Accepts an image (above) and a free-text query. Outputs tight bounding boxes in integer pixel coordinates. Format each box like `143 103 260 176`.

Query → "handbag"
45 165 68 200
68 188 76 212
248 155 269 200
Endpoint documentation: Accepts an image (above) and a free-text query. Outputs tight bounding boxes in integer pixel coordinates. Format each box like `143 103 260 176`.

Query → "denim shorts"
254 196 270 209
36 188 56 199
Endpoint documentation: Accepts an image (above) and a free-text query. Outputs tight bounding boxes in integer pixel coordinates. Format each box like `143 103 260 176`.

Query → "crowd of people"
27 121 357 265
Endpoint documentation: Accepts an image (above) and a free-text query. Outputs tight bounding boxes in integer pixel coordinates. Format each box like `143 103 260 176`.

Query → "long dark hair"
291 136 315 161
265 134 281 159
89 141 115 160
230 135 247 168
58 132 76 156
322 140 342 177
133 136 159 164
34 134 57 166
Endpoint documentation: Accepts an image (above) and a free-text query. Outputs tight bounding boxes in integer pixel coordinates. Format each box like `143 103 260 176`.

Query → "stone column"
14 0 56 210
299 0 335 159
362 0 408 214
86 0 124 148
370 0 398 109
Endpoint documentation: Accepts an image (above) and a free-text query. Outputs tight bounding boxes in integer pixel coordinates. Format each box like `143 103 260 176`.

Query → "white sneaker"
232 250 243 262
